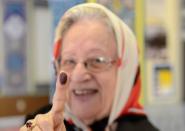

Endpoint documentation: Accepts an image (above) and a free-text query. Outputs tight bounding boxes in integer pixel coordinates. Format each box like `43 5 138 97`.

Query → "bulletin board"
144 0 182 105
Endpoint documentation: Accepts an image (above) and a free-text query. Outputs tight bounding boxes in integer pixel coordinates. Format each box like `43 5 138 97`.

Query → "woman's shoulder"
116 114 159 131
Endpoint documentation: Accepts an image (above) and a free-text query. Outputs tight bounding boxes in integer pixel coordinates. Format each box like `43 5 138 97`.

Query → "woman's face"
61 19 118 124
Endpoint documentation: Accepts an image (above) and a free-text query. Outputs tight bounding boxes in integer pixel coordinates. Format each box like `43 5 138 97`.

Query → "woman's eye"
94 58 103 64
90 58 106 67
94 57 106 63
63 59 76 66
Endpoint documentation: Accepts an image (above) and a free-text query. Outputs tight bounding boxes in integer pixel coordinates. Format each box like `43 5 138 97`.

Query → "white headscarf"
53 3 144 130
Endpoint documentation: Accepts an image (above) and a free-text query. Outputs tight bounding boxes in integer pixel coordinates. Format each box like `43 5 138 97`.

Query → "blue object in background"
48 0 85 27
2 0 27 95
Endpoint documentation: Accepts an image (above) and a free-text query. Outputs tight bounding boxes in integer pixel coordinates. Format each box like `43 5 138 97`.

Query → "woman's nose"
70 63 92 82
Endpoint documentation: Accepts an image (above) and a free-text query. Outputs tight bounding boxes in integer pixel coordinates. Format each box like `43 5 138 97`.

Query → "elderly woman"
21 3 158 131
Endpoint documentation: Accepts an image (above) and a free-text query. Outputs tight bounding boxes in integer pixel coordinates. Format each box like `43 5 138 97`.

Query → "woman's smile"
72 88 99 101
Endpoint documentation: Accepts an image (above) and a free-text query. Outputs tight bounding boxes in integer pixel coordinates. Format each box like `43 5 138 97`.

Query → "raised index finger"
51 71 69 115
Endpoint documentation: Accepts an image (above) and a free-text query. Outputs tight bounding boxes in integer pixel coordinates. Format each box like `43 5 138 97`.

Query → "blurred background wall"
0 0 184 131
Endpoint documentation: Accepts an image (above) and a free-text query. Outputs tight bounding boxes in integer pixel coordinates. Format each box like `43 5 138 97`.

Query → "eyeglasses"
60 56 117 73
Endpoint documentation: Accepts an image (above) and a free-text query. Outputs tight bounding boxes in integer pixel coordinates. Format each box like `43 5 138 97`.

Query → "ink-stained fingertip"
59 72 68 85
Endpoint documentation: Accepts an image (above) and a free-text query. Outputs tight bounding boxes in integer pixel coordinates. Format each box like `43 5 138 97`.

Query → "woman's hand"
20 72 68 131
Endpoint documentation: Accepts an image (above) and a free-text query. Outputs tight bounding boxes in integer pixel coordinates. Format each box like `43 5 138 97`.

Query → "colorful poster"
2 0 27 95
144 0 181 104
153 64 174 97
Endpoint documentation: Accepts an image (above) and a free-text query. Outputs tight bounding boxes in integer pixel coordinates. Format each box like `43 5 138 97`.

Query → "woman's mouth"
71 87 99 102
73 89 98 96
